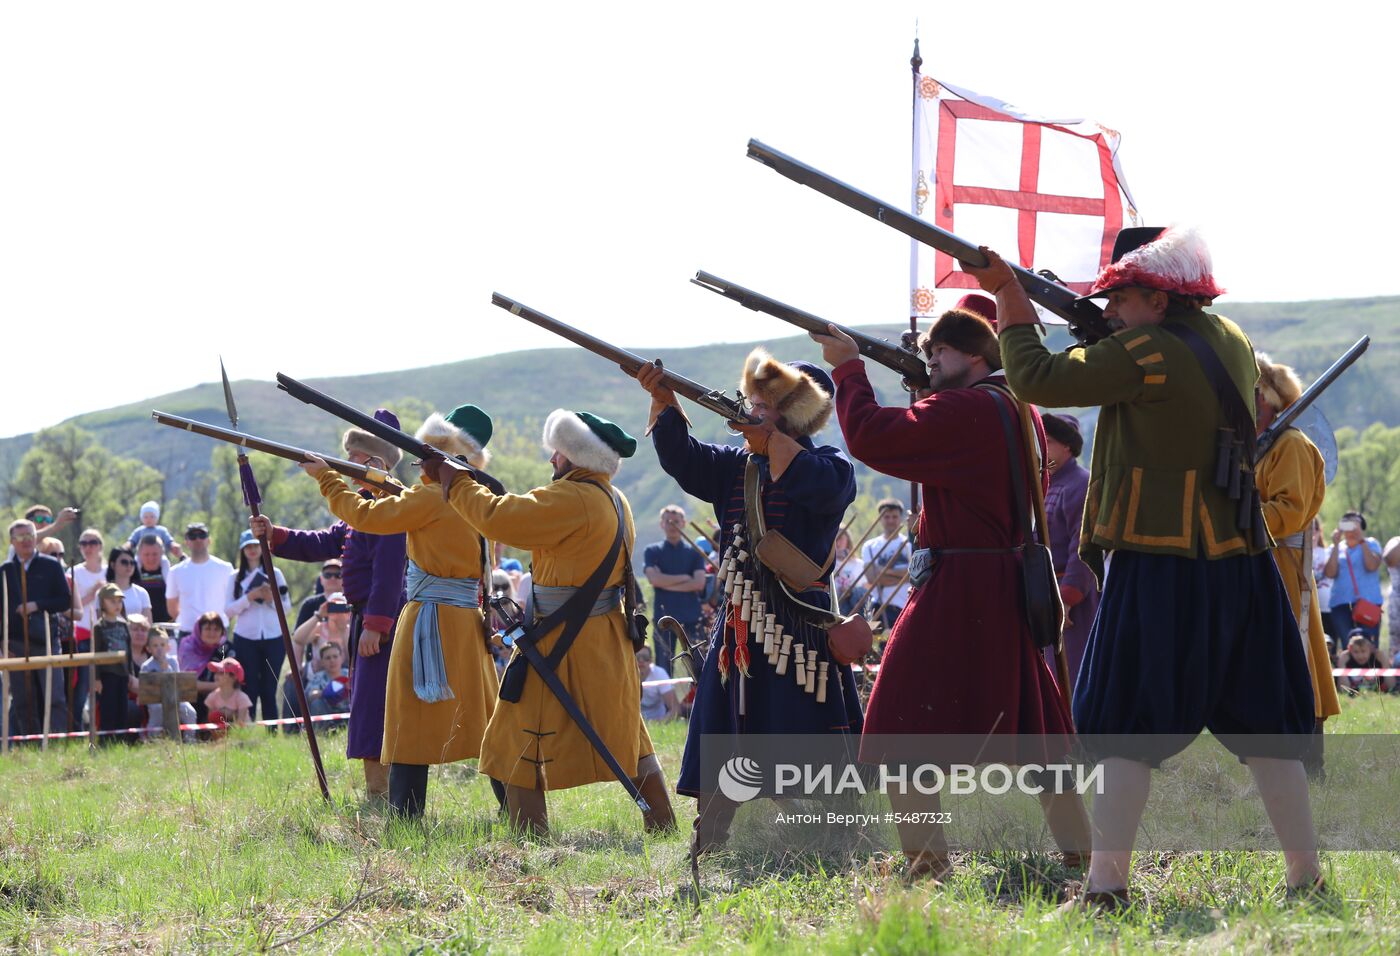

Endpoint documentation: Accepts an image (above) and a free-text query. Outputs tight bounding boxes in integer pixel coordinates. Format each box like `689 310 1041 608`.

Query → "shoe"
902 851 951 885
1284 875 1332 904
1060 851 1089 870
1054 887 1131 917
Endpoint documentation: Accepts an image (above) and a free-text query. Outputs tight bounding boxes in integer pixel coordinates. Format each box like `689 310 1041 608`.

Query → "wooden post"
2 572 9 755
87 661 97 749
159 674 182 741
41 613 51 752
0 651 126 749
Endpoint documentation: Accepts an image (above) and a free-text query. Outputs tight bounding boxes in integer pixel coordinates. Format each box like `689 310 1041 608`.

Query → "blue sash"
406 560 480 703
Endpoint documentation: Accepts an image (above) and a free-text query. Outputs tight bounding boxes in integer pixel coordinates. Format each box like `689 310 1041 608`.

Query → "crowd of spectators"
7 492 1398 747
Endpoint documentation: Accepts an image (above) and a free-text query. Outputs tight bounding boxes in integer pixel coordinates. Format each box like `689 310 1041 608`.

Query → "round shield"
1291 404 1339 484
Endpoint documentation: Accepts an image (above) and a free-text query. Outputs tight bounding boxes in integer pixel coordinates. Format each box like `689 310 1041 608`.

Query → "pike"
275 374 507 495
692 271 930 391
491 293 761 425
151 411 406 496
745 139 1116 347
1256 336 1370 458
220 360 332 803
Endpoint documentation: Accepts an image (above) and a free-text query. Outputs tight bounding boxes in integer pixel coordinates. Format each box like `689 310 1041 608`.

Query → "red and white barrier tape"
5 680 697 744
3 710 352 744
1333 668 1400 678
641 676 693 689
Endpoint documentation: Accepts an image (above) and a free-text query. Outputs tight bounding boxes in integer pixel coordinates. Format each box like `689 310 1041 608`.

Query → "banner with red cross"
910 75 1140 319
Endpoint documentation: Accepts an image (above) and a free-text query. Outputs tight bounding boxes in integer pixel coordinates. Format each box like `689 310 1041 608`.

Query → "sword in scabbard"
151 411 405 496
488 595 652 813
490 293 762 426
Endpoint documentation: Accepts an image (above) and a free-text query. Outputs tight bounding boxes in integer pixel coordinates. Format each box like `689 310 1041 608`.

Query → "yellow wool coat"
1255 429 1341 720
446 467 652 791
318 471 500 765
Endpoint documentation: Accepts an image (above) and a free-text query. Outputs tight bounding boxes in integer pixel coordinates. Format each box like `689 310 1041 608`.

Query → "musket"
688 521 716 550
152 411 406 496
745 139 1116 347
1256 336 1370 459
831 512 880 594
221 361 332 803
865 569 910 633
275 373 507 495
693 271 930 391
676 528 716 572
841 532 908 606
491 293 761 426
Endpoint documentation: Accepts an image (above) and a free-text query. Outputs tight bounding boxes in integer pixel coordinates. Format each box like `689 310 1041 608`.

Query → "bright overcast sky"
3 1 1397 438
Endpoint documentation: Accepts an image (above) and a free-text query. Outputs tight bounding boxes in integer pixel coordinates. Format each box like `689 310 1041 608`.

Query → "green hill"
2 296 1397 547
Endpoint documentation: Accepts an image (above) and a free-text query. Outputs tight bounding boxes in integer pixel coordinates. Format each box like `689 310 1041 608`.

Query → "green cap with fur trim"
445 404 492 449
575 411 635 458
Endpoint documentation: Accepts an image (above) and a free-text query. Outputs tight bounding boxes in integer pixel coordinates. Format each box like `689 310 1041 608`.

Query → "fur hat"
1255 352 1303 412
740 349 833 437
542 409 636 477
416 405 492 468
922 308 1002 370
342 408 404 469
1082 225 1224 300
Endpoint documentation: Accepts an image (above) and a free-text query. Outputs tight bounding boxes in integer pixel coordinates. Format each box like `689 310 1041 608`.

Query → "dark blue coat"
651 407 863 796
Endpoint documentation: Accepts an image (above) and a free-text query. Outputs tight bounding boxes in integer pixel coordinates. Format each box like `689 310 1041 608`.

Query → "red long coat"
831 360 1073 765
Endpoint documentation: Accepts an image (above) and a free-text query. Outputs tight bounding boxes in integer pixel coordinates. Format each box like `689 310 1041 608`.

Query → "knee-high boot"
389 763 429 819
363 759 390 803
505 784 549 838
633 754 676 833
691 791 740 856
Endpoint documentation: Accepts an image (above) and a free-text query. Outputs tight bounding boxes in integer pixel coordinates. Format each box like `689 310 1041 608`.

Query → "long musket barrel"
274 373 507 495
491 293 761 425
692 271 930 391
1256 336 1370 458
151 411 405 496
745 139 1115 346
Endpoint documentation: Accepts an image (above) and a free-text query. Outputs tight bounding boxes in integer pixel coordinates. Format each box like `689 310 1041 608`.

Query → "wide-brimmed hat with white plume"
1080 225 1225 301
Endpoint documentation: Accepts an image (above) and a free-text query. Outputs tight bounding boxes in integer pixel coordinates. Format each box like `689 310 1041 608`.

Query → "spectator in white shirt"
832 527 866 615
637 646 680 721
859 499 912 631
224 529 291 722
167 522 233 638
105 545 153 621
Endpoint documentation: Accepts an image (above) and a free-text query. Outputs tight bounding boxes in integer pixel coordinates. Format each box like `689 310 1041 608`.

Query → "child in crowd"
126 500 180 557
306 643 351 719
1336 631 1393 693
92 583 133 739
140 628 197 739
205 658 253 727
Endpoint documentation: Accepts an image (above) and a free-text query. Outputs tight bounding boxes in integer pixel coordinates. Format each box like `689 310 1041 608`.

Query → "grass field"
2 698 1398 954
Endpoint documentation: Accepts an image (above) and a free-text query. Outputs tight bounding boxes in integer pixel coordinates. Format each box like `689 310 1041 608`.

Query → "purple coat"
270 501 407 760
1044 457 1098 689
270 509 406 635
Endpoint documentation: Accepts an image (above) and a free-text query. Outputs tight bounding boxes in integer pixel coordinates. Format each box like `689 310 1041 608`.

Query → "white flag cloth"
910 75 1139 317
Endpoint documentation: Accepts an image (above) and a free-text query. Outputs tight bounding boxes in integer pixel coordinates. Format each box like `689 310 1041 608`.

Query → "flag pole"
907 35 923 520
